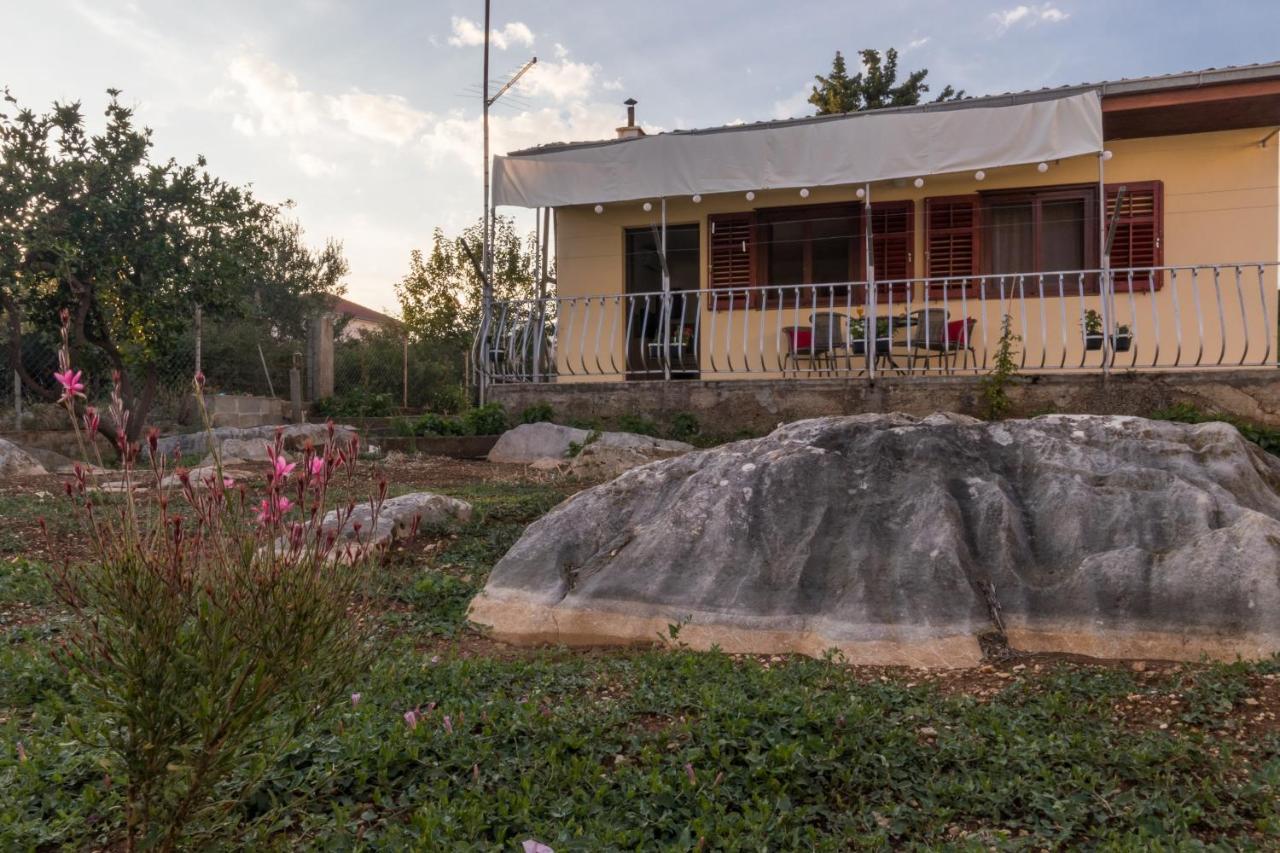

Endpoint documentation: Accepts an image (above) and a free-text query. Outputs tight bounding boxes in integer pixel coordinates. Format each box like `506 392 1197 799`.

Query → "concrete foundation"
203 394 288 429
489 369 1280 433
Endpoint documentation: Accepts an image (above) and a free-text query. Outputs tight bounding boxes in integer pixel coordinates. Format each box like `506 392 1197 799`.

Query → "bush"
413 412 467 437
668 412 701 442
45 314 388 849
615 413 660 437
462 403 509 436
310 389 394 418
427 383 469 415
520 402 555 424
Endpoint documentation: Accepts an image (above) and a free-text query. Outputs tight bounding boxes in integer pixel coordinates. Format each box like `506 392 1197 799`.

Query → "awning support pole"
864 182 876 381
661 197 671 381
1098 151 1112 379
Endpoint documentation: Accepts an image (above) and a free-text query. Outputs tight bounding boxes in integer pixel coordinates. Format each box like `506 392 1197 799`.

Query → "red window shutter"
708 211 755 309
869 201 914 281
924 195 981 296
1106 181 1163 291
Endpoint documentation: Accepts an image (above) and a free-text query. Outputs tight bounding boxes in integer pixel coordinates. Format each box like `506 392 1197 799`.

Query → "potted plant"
1112 323 1133 352
1082 309 1105 351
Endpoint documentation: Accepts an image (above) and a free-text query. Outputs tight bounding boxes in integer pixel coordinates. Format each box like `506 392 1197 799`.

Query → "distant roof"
508 60 1280 157
331 296 398 326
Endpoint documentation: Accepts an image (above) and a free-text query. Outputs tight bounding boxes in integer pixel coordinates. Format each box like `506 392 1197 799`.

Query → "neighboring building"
483 63 1280 383
331 296 400 341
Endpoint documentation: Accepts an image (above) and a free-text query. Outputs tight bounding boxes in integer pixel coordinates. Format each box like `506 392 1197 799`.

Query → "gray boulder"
568 440 692 480
320 491 473 552
156 423 357 462
0 437 48 477
470 413 1280 667
488 422 692 470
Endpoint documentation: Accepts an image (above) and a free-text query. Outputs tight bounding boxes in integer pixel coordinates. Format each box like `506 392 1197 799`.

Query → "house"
483 62 1280 384
330 296 400 341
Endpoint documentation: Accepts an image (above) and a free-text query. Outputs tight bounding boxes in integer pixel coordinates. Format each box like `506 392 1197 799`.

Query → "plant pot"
1084 333 1105 351
1112 333 1133 352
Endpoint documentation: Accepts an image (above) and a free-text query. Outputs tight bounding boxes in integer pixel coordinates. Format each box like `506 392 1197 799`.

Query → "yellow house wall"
551 127 1279 382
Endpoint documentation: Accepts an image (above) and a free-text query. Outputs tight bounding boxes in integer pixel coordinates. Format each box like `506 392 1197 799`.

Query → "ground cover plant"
2 424 1280 847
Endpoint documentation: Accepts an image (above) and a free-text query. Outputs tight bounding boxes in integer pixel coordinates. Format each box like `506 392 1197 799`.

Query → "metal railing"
476 263 1277 383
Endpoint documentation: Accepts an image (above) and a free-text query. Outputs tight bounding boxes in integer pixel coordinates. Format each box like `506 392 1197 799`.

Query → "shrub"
45 312 391 850
413 412 467 437
978 315 1020 420
668 412 701 442
427 383 468 415
520 402 555 424
310 389 394 418
462 403 509 436
615 413 659 437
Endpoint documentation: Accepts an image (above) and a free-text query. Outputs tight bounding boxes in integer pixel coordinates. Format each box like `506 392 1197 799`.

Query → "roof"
508 60 1280 157
330 296 398 326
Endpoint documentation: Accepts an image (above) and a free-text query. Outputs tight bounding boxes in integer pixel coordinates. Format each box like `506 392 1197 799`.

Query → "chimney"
616 97 645 140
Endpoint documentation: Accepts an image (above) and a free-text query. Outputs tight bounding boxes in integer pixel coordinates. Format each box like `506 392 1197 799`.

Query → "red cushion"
945 318 973 345
784 327 813 350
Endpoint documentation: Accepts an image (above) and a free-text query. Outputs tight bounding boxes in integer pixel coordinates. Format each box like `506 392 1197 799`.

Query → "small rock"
1131 661 1147 673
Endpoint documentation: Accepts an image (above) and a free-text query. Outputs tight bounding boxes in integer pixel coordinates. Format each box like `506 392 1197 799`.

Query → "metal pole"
864 182 876 380
402 334 409 409
661 197 671 381
1098 151 1112 377
479 0 492 405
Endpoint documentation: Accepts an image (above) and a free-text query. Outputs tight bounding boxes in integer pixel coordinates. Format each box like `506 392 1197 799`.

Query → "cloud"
419 101 622 174
447 16 534 50
294 151 338 177
226 54 323 136
907 36 931 49
328 90 428 145
772 87 812 120
523 45 598 102
223 53 428 147
992 4 1069 33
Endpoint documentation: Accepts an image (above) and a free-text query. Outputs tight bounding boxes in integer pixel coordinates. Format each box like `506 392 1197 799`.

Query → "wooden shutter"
708 211 755 309
924 195 981 296
869 201 915 283
1106 181 1163 291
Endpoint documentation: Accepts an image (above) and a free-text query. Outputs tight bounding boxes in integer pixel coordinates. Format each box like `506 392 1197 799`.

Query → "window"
1107 181 1164 291
708 201 916 308
983 186 1096 277
758 204 860 289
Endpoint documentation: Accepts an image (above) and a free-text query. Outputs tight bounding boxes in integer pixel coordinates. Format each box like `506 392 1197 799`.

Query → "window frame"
979 182 1100 292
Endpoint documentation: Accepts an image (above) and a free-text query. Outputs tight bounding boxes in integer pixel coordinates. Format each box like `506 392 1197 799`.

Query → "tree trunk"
0 291 58 401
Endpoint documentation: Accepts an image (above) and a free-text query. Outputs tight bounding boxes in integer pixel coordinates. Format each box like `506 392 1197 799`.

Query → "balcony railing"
476 263 1277 383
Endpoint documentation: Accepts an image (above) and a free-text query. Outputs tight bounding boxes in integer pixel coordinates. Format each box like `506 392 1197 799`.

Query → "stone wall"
202 394 288 429
489 369 1280 433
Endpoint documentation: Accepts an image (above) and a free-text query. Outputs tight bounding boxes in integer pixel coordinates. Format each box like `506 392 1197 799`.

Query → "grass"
3 477 1280 848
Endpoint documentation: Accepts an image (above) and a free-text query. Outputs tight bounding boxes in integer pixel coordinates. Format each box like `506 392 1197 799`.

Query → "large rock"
156 423 357 462
567 440 691 480
488 422 692 469
320 492 474 551
470 413 1280 667
0 437 48 477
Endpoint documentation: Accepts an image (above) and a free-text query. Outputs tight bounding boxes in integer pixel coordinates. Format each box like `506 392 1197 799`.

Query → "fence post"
308 313 334 400
12 368 20 431
401 334 409 409
289 352 304 423
193 306 202 378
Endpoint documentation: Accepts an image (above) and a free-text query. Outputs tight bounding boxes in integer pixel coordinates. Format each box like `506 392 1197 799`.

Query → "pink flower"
83 407 100 439
351 693 362 707
53 369 85 401
309 456 326 478
685 762 696 784
522 841 554 853
222 476 235 489
267 448 296 482
193 370 206 390
403 709 419 730
442 715 453 735
16 742 27 763
254 495 294 525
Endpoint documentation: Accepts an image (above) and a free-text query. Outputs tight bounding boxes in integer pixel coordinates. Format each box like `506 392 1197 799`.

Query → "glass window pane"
811 214 855 283
989 203 1035 274
1041 199 1086 272
768 220 806 286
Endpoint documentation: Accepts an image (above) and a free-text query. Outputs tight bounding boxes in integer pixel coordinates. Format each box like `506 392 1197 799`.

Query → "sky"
6 1 1280 314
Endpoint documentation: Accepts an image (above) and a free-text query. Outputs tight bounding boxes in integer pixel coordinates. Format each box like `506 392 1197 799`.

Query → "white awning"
491 91 1103 208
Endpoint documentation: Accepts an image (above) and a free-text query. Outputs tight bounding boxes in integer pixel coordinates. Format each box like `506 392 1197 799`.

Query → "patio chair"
912 317 977 373
782 326 837 376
